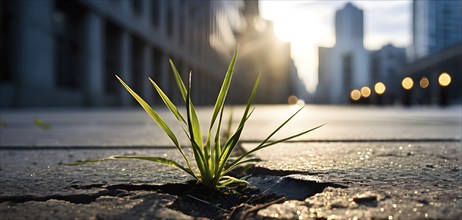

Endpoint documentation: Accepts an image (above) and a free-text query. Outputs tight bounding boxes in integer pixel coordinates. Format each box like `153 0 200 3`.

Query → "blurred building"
410 0 462 61
0 0 295 107
370 44 406 105
402 0 462 106
316 2 370 104
234 1 297 104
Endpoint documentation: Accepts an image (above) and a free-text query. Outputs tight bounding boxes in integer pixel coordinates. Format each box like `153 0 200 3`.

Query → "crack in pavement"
0 182 193 204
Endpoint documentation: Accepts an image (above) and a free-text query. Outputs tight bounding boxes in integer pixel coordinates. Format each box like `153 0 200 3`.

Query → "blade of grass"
185 72 210 183
252 124 325 151
209 48 238 131
149 78 186 124
226 123 325 173
116 75 194 175
67 156 196 179
213 73 261 185
218 73 261 165
217 176 248 188
206 49 238 163
169 59 187 101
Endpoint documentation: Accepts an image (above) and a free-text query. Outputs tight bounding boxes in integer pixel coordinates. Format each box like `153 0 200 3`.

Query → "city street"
0 105 461 219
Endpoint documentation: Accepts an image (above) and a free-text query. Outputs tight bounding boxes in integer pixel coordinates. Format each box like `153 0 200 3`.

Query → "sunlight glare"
273 20 294 42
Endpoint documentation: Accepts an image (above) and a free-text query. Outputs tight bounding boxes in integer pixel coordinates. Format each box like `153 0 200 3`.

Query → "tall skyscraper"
411 0 462 60
316 3 370 104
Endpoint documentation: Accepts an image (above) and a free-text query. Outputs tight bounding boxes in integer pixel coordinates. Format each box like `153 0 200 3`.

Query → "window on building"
167 2 173 37
131 0 142 16
0 0 14 82
53 1 83 90
342 53 353 92
179 5 184 46
104 22 121 95
151 47 162 104
151 0 160 27
131 37 144 102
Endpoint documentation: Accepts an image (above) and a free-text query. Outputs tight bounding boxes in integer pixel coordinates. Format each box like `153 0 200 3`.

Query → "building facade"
234 0 296 104
410 0 462 61
405 0 462 105
0 0 295 107
370 44 406 105
316 3 370 104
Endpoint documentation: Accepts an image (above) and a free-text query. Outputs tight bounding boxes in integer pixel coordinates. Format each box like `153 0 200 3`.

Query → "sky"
259 0 412 94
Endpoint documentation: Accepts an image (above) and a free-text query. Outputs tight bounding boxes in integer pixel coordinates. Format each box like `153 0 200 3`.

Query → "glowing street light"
287 95 298 105
374 82 386 95
438 72 451 87
419 77 429 89
402 77 414 90
351 89 361 101
360 86 371 98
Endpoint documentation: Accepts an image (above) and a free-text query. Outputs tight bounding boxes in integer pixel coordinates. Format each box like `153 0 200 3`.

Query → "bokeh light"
361 86 371 98
351 90 361 101
402 77 414 90
419 77 429 89
438 72 451 87
374 82 386 95
288 95 298 105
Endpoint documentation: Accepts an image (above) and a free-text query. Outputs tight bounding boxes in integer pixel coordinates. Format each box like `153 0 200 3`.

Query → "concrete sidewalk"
0 105 461 219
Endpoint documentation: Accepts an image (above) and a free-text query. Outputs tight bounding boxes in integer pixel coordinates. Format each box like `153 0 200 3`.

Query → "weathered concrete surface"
242 142 462 219
0 105 461 219
0 149 193 220
0 149 192 197
1 105 460 147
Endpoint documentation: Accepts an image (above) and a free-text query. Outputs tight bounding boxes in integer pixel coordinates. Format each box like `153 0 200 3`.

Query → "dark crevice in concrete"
0 182 195 204
0 170 346 219
248 166 326 176
106 182 195 195
248 174 346 201
0 189 128 204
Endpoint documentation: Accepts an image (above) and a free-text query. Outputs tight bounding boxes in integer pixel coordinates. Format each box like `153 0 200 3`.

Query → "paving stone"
0 106 460 219
0 149 193 197
242 142 462 219
1 106 460 147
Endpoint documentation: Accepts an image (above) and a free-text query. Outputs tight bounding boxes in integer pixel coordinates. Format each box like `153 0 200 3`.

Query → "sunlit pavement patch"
242 142 462 219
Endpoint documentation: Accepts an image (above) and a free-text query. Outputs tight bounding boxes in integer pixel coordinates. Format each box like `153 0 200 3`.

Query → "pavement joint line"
0 138 460 150
241 138 461 143
0 146 178 150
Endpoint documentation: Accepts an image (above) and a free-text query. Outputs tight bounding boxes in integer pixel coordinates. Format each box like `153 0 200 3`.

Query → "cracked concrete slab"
0 106 460 219
241 142 462 219
0 149 193 198
0 192 192 220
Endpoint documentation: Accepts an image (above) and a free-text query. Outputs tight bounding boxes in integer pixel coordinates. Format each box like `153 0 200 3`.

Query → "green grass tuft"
68 48 323 191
